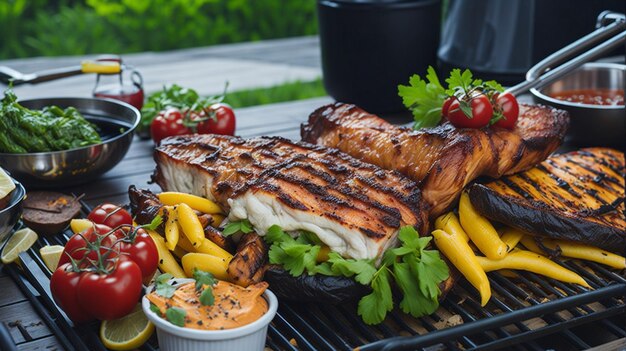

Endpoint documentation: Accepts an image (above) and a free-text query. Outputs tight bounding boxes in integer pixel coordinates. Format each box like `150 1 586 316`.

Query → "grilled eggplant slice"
227 233 268 287
469 148 625 253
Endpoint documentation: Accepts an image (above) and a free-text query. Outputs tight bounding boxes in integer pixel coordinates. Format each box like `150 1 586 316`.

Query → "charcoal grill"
4 201 626 351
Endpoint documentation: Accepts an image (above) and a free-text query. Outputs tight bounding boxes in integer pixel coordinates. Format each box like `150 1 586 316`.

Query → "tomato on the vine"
195 103 236 136
441 97 455 117
150 108 190 144
117 227 158 284
77 259 143 321
492 92 519 129
447 94 493 128
87 203 132 228
57 224 119 268
50 263 94 323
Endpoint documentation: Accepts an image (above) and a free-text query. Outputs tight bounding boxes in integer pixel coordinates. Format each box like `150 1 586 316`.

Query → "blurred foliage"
225 78 325 109
0 0 318 59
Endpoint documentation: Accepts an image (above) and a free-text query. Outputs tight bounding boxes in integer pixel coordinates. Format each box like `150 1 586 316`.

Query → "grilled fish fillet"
301 103 569 217
152 134 427 260
469 148 625 253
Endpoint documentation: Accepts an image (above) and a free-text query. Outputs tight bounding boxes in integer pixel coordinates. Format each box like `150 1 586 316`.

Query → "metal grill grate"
6 213 626 351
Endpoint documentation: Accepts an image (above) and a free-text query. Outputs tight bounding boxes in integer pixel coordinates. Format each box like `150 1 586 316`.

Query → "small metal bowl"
531 62 625 147
0 177 26 245
0 98 140 188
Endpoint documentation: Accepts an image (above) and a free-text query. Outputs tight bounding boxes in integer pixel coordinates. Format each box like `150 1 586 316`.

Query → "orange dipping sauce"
550 89 624 106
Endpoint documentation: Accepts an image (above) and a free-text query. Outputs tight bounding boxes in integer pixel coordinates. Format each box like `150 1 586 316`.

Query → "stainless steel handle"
505 12 625 96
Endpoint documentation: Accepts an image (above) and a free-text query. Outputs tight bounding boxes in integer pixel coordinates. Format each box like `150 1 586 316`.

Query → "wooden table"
0 96 335 351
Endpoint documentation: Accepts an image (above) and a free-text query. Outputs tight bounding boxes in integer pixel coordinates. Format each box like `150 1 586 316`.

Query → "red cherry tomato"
87 203 132 228
196 103 236 135
76 260 143 320
441 97 455 117
117 227 159 284
447 94 493 128
50 263 94 323
57 224 119 268
492 92 519 129
150 108 190 144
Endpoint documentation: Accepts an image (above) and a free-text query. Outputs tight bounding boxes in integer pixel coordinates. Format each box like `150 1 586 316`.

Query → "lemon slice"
39 245 64 271
1 228 38 264
70 218 94 234
0 167 16 200
100 305 154 351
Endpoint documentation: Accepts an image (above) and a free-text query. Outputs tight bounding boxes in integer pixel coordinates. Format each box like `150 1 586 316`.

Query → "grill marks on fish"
153 135 426 251
469 148 625 252
301 103 569 218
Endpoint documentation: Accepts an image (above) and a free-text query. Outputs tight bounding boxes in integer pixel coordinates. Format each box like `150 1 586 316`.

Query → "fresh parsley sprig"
222 219 254 236
264 225 449 324
398 66 505 129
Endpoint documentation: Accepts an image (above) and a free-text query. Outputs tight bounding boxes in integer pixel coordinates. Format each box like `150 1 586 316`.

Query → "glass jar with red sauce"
550 89 624 106
92 55 145 110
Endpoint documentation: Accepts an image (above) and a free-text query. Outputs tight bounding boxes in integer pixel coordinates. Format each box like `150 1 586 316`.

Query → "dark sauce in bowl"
550 89 624 106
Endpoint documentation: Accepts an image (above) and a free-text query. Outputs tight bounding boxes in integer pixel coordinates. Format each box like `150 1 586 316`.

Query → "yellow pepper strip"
147 230 186 278
181 253 230 280
476 249 591 288
211 214 225 227
158 192 223 214
164 207 180 251
171 246 188 260
435 212 469 242
432 229 491 306
521 236 625 270
498 270 519 278
70 219 94 234
459 192 507 260
178 234 232 261
500 227 525 252
177 203 206 248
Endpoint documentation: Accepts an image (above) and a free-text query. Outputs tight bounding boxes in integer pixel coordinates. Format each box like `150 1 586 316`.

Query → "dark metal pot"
317 0 441 115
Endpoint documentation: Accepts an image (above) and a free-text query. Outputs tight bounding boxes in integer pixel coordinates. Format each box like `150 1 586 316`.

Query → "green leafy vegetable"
398 67 506 130
263 224 450 325
149 303 161 315
199 287 215 306
222 219 254 236
165 307 186 327
0 88 101 153
154 273 175 298
193 268 216 290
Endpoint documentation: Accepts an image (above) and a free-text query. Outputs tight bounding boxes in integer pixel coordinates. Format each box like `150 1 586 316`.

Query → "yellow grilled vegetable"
432 229 491 306
435 212 469 242
211 214 225 227
476 249 590 287
459 192 507 260
164 207 179 251
171 246 188 260
177 203 205 247
500 228 525 252
70 219 94 234
178 235 232 261
181 253 230 280
158 192 222 214
147 230 186 278
520 236 625 270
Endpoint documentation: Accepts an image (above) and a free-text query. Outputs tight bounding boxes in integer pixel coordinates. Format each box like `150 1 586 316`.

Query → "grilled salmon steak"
152 134 427 260
469 148 625 253
301 103 569 218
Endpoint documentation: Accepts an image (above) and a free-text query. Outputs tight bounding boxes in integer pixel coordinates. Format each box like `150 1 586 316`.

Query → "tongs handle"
0 61 121 86
506 11 625 96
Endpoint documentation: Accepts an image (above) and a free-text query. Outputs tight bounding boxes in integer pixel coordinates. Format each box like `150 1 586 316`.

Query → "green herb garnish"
154 273 176 298
222 219 254 236
165 307 186 327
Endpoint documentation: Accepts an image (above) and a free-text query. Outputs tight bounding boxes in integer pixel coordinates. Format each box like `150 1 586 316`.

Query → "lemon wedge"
1 228 38 264
0 167 16 201
100 305 154 351
70 218 94 234
39 245 64 271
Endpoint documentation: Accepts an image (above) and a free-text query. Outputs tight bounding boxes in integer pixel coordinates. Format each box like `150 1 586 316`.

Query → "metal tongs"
0 59 123 86
505 11 625 96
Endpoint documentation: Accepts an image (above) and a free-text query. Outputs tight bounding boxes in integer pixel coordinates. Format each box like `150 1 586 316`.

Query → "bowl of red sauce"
531 62 625 147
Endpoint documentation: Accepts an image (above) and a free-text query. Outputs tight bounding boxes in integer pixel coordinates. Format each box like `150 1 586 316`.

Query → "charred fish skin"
153 134 428 260
301 102 569 218
469 148 625 253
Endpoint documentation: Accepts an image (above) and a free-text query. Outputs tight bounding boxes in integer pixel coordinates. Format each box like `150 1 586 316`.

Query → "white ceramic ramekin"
142 279 278 351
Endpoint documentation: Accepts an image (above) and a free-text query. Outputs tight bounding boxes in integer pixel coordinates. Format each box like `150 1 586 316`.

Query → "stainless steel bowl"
0 177 26 244
0 98 140 187
531 62 625 147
